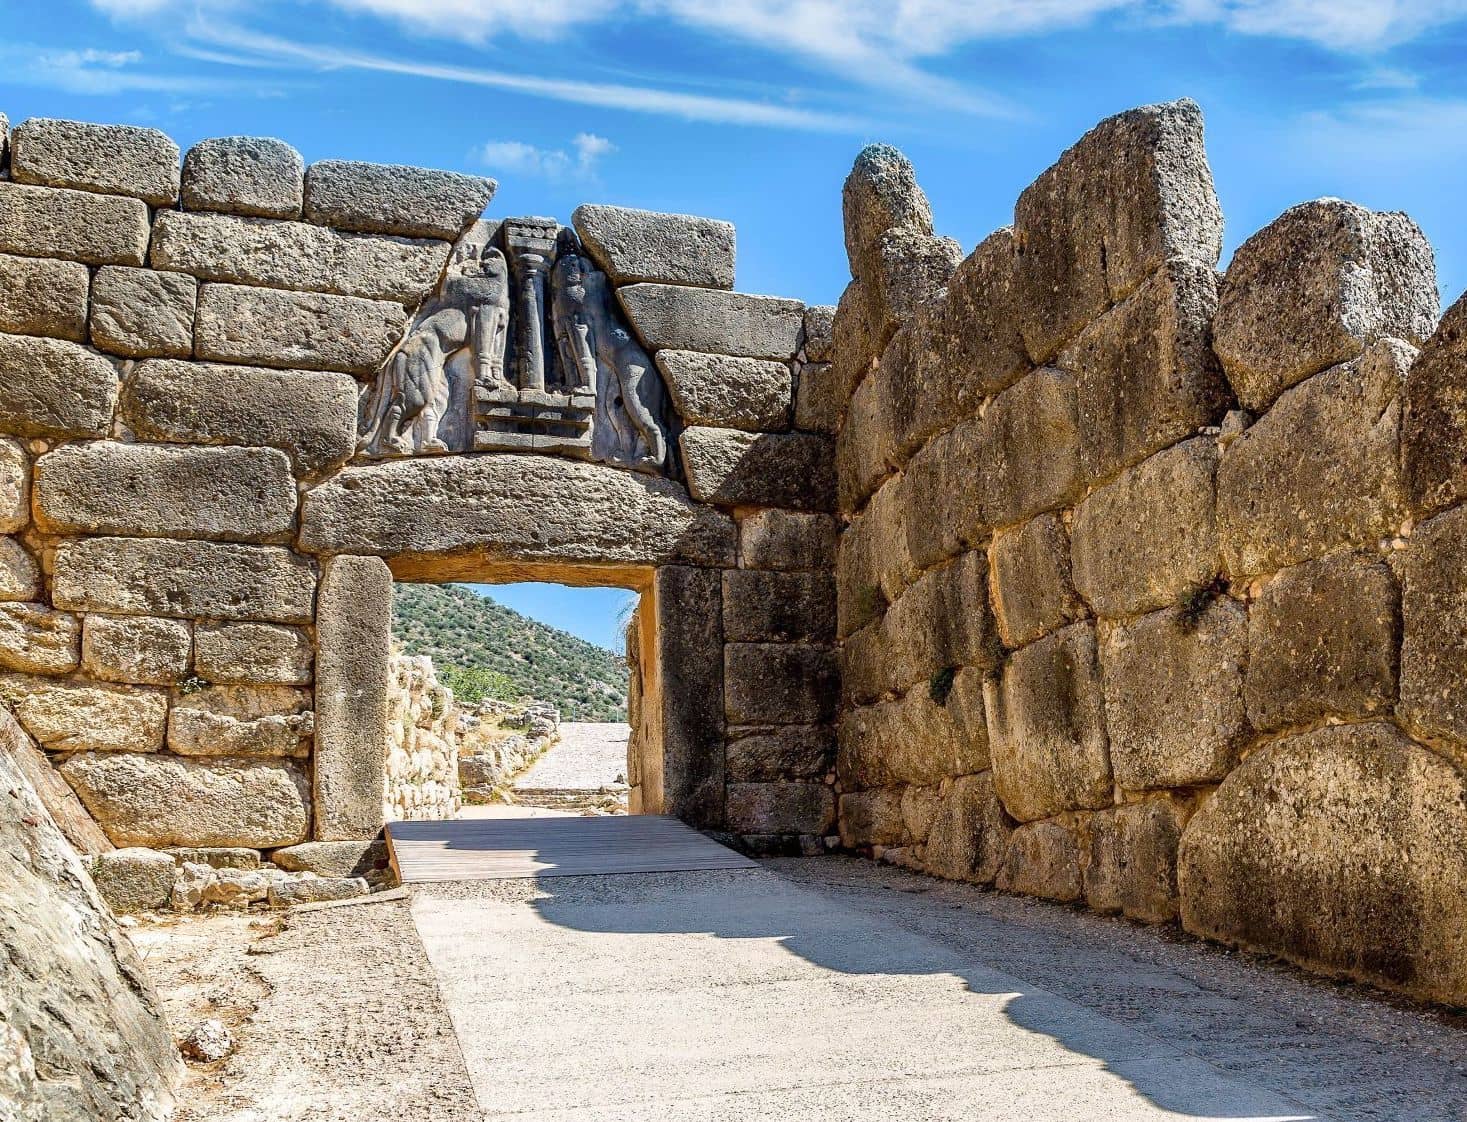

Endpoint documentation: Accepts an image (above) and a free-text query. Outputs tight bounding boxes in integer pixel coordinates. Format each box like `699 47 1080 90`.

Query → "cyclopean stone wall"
831 97 1467 1006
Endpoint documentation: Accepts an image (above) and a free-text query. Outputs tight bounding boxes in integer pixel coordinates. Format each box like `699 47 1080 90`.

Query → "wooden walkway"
385 813 759 883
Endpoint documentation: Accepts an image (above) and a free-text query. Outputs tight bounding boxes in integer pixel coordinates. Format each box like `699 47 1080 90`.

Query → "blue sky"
5 0 1467 649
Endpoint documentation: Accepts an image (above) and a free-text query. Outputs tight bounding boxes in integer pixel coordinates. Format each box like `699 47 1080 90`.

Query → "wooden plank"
386 814 759 883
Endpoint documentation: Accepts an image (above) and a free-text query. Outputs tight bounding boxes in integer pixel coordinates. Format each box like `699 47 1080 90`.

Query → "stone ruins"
5 96 1467 1118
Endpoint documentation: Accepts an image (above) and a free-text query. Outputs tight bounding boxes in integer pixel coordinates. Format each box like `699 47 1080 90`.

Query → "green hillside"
391 583 628 722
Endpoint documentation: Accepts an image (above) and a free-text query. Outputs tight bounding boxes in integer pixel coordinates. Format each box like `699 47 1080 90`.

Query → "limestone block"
1178 722 1467 1005
901 785 940 843
1013 99 1223 362
0 604 80 674
830 279 878 414
680 427 833 511
725 643 838 725
1061 255 1226 482
842 143 934 284
618 285 803 360
986 622 1111 823
868 229 962 341
168 707 312 758
723 569 834 643
269 839 387 878
1214 199 1437 412
122 358 358 478
194 622 312 685
572 204 735 289
1399 505 1467 750
0 332 118 439
656 566 725 827
81 615 191 685
35 442 298 542
990 513 1086 649
1100 599 1248 790
836 668 987 788
836 476 914 638
11 118 179 204
0 252 88 340
180 683 309 720
997 818 1083 902
267 876 368 907
93 848 176 913
61 752 310 848
1216 340 1409 578
802 304 834 362
182 135 305 219
725 725 833 782
837 348 900 511
726 782 835 835
195 283 408 375
900 417 981 571
166 847 260 869
1070 437 1218 619
0 676 166 752
976 366 1085 530
300 454 735 569
0 181 150 265
1403 290 1467 518
657 350 791 431
738 509 835 572
1084 798 1184 923
152 210 450 305
0 438 27 533
88 266 196 359
303 159 495 239
924 773 1012 884
0 539 39 602
1246 554 1398 733
838 787 906 848
53 538 316 624
794 361 838 434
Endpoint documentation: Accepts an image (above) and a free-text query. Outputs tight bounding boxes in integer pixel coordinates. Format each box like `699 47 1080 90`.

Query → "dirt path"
508 721 630 812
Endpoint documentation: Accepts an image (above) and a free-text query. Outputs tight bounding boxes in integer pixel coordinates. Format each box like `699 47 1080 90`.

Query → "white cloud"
0 42 227 95
478 132 617 180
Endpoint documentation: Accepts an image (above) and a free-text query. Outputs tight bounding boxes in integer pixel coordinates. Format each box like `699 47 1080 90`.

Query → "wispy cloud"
0 42 233 95
478 132 617 181
1294 95 1467 163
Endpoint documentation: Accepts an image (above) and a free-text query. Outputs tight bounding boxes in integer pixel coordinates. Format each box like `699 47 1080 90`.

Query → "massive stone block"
151 210 451 304
738 508 835 572
899 417 980 572
168 706 312 758
0 675 166 753
1399 505 1467 750
829 279 878 417
304 159 494 239
60 751 310 848
655 566 725 827
1100 599 1248 790
0 439 27 534
997 818 1084 902
989 513 1085 649
195 283 409 375
0 181 150 265
89 265 196 359
121 359 358 478
1179 722 1467 1005
802 304 834 362
723 569 834 643
838 787 906 848
0 252 88 341
1216 339 1409 579
923 772 1012 884
1013 99 1223 362
1403 290 1467 518
837 343 901 511
726 725 833 782
0 604 81 674
182 135 305 219
194 623 313 686
300 454 736 571
11 117 179 204
836 667 987 788
837 474 914 638
867 229 961 343
842 143 934 284
35 442 298 542
1214 199 1437 412
657 350 791 431
0 332 118 439
679 427 834 512
0 539 40 602
1085 798 1185 924
618 285 803 360
80 615 191 686
726 782 834 835
572 204 735 289
725 643 838 725
986 621 1112 823
794 361 838 435
976 365 1084 530
53 538 316 624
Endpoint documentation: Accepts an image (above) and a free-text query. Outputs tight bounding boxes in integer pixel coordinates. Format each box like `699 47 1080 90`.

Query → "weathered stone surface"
0 332 118 439
1061 255 1226 482
88 265 196 359
830 279 879 417
619 285 803 360
901 785 940 844
1179 721 1467 1005
837 475 914 637
655 566 725 827
0 676 166 753
726 782 835 835
81 615 191 685
314 557 390 842
0 438 28 532
303 159 494 239
1246 554 1398 733
61 751 310 848
267 875 368 907
122 359 358 478
725 643 838 725
1071 437 1218 619
12 118 179 204
195 283 408 375
1402 291 1467 518
726 725 833 781
837 348 901 511
739 508 835 572
794 361 838 434
924 773 1012 884
166 847 260 870
0 252 88 340
270 839 386 878
1085 798 1184 923
1214 199 1437 412
0 604 79 674
93 847 176 913
986 622 1111 823
1398 505 1467 751
572 204 734 289
1013 99 1223 363
658 350 791 432
680 427 833 511
171 862 298 911
990 513 1085 649
1100 599 1248 789
152 210 450 304
802 304 834 362
997 818 1084 902
2 710 111 856
1217 339 1409 579
54 538 316 624
0 181 150 265
35 442 297 542
301 454 735 569
838 787 906 848
723 569 834 643
842 143 934 283
1 743 181 1121
836 667 987 789
0 538 38 602
180 683 309 721
182 135 304 219
195 623 312 685
168 706 312 758
868 230 962 341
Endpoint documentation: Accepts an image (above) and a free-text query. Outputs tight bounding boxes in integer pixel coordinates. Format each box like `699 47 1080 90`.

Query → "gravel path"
513 722 629 791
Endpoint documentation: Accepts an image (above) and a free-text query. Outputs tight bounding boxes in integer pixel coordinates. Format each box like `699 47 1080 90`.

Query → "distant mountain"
391 583 628 722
